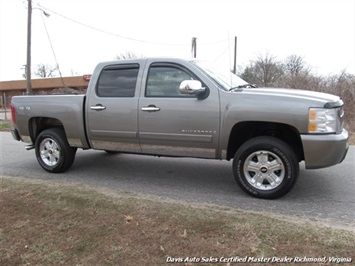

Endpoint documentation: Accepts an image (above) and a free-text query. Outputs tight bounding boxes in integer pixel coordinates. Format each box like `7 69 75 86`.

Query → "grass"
0 121 12 131
0 177 354 265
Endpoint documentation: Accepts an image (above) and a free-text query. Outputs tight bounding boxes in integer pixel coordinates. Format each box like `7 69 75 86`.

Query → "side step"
25 145 35 151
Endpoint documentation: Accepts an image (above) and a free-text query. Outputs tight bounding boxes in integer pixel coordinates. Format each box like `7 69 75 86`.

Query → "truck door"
86 63 142 152
138 62 220 158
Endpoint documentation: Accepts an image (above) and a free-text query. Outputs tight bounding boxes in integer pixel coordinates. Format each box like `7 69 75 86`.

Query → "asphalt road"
1 132 354 229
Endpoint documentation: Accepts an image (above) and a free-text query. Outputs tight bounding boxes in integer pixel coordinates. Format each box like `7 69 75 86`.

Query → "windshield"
191 60 250 91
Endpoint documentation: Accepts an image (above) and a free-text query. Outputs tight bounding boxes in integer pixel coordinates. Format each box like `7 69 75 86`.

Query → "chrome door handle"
90 105 106 111
142 106 160 112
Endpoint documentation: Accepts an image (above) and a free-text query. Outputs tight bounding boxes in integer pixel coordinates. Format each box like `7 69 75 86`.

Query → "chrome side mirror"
179 80 205 95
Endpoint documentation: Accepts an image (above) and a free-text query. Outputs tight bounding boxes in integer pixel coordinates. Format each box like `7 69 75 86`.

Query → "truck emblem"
182 129 216 134
19 106 30 110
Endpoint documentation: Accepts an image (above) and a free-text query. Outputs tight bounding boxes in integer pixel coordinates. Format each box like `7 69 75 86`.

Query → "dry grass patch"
0 121 12 131
0 178 354 265
349 132 355 145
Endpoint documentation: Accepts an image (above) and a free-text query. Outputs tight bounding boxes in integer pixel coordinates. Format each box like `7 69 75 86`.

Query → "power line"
213 46 230 62
41 11 65 86
35 2 231 47
36 3 188 46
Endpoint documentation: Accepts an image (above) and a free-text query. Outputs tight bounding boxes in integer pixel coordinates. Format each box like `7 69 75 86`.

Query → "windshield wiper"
230 83 258 91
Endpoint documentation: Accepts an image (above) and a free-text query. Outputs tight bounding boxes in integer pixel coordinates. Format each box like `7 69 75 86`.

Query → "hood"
240 88 342 108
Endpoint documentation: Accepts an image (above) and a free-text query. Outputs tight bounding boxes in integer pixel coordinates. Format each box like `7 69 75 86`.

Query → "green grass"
0 121 12 131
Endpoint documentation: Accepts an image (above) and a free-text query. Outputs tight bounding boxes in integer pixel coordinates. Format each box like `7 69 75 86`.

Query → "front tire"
35 128 77 173
233 136 299 199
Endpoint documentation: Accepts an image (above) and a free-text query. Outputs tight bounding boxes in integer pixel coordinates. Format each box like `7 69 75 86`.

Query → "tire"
233 136 299 199
35 128 77 173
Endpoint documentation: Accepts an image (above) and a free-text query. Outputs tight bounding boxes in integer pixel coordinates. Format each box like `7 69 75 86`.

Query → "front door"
138 62 220 158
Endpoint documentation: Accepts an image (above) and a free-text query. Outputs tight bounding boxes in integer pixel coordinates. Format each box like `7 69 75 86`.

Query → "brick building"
0 76 90 109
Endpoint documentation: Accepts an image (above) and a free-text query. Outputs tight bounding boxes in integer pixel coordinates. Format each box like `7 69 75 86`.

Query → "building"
0 76 90 109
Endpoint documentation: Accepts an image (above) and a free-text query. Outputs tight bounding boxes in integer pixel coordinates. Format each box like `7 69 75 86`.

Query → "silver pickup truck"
11 58 349 199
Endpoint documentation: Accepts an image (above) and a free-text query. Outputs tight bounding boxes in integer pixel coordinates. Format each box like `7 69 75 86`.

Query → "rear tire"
35 128 77 173
233 136 299 199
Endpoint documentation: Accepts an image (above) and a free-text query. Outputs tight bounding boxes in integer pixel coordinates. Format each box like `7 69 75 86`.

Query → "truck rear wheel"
35 128 77 173
233 136 299 199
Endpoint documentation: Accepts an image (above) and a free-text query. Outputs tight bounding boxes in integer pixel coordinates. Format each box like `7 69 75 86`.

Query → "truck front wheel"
35 128 77 173
233 136 299 199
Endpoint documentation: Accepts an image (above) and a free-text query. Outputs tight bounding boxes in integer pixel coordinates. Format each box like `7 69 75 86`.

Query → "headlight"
308 108 337 133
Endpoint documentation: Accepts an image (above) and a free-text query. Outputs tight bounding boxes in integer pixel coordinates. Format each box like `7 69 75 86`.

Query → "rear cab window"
96 64 139 97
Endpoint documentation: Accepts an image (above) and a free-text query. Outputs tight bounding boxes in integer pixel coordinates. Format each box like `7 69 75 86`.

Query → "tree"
275 55 312 89
283 55 310 76
70 69 79 76
240 52 284 87
238 52 355 134
34 63 58 78
115 51 143 60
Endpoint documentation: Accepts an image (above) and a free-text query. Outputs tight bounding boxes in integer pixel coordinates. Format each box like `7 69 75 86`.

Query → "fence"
0 92 11 121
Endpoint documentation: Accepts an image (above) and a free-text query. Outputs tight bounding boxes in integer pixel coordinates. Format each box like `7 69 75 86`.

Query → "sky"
0 0 354 81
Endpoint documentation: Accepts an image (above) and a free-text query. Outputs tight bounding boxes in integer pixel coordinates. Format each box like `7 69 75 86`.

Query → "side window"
97 64 139 97
146 65 196 97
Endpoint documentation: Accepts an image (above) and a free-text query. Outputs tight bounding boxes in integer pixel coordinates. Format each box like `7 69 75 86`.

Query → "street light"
26 0 50 95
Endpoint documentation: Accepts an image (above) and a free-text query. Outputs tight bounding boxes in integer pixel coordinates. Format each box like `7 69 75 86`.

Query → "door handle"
90 104 106 111
142 105 160 112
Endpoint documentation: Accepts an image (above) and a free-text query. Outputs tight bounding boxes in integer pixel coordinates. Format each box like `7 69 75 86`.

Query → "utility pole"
26 0 33 95
191 37 197 58
233 36 237 74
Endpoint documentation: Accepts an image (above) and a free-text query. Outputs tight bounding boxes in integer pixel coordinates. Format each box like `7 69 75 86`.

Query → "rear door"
86 62 143 152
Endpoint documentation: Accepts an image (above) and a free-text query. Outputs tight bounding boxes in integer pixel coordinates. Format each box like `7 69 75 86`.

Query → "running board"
25 145 35 150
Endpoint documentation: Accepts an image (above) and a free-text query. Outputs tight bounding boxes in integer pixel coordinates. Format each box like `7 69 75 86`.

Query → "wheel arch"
29 117 65 143
226 121 304 162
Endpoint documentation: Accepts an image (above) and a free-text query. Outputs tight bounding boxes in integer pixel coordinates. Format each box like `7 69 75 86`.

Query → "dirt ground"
1 177 354 265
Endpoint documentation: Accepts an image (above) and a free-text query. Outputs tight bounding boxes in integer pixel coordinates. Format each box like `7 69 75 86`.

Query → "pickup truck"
11 58 349 199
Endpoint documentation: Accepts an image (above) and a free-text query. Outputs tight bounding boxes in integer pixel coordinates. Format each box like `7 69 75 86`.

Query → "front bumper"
301 129 349 169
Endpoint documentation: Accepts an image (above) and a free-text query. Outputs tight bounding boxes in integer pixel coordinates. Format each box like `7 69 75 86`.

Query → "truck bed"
11 94 89 148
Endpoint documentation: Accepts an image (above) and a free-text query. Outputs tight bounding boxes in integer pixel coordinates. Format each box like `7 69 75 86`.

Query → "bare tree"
34 63 58 78
283 55 310 76
115 51 143 60
239 52 355 133
274 55 313 89
240 52 284 87
70 69 79 76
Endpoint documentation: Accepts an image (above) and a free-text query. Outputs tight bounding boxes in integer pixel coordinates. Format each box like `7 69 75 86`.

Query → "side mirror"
179 80 205 95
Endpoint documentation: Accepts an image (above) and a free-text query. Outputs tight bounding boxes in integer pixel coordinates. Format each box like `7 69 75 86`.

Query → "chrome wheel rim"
39 138 61 167
243 150 285 190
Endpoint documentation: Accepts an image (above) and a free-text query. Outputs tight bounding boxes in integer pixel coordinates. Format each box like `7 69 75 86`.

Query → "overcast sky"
0 0 354 81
